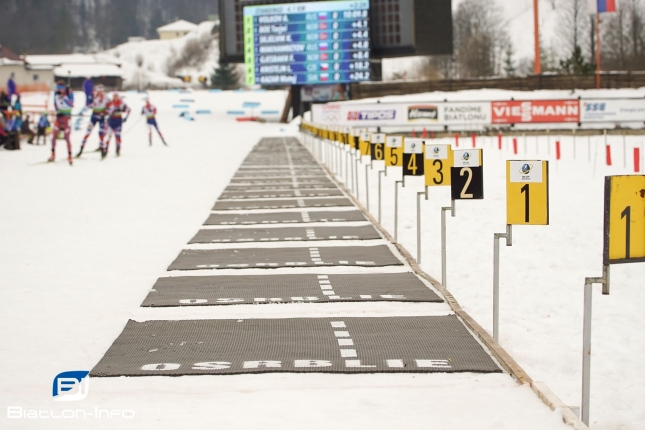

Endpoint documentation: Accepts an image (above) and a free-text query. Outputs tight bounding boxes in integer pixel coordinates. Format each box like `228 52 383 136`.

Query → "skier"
141 100 167 146
103 92 130 158
76 84 107 157
49 81 74 165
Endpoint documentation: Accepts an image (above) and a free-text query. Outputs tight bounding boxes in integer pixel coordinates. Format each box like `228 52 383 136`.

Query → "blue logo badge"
462 152 470 160
433 146 440 154
520 163 533 174
53 371 90 401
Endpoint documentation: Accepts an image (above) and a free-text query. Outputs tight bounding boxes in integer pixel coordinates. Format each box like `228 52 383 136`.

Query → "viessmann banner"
311 99 644 126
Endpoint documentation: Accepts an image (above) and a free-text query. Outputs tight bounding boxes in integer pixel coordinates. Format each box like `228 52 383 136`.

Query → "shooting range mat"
189 225 380 243
167 245 403 271
204 210 366 225
219 189 343 200
90 316 501 377
141 272 443 307
213 197 354 211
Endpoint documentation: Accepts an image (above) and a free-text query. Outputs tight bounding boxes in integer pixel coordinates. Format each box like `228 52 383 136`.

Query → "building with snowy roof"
157 20 198 40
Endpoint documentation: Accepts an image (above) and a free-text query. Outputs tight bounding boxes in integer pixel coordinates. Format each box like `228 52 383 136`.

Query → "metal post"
441 200 456 286
355 157 360 198
345 146 349 184
394 178 405 242
365 163 370 211
582 265 610 427
378 169 385 223
493 224 513 342
416 187 429 264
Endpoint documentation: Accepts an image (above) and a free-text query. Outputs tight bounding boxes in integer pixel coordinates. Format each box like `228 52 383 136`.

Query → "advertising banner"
580 99 645 123
440 102 491 125
491 100 580 124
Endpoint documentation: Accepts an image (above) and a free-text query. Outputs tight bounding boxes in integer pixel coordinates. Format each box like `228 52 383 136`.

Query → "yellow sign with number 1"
506 160 549 225
604 175 645 264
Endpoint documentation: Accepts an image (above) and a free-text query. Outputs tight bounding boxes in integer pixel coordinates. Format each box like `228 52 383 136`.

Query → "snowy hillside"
97 21 220 89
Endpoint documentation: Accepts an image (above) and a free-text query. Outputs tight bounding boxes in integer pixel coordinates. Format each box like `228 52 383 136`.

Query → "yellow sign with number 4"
506 160 549 225
604 175 645 264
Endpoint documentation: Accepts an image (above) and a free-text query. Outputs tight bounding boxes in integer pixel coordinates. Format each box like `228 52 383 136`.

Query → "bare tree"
453 0 508 78
556 0 591 60
601 0 645 70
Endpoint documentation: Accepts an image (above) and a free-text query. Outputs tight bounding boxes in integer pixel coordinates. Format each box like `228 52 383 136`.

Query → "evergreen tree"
211 58 241 90
559 45 596 75
503 45 516 76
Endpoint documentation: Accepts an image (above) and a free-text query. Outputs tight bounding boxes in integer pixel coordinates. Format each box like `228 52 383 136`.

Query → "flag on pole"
596 0 616 13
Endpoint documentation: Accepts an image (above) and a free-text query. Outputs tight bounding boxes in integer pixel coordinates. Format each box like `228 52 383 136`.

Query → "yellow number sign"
359 132 371 156
385 136 403 167
425 144 453 186
604 175 645 264
506 161 549 225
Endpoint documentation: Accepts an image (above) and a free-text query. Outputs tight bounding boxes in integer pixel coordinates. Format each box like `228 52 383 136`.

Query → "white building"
156 20 198 40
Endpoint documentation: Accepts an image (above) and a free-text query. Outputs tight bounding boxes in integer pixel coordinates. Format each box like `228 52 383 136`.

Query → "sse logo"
408 105 438 121
53 371 90 401
347 110 396 121
584 102 606 112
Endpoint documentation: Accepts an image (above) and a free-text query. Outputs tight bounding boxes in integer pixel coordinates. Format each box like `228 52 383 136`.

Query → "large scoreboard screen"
243 0 371 86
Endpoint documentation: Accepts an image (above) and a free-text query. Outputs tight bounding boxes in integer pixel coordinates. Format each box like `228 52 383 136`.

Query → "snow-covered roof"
157 20 198 33
53 63 123 78
0 57 23 66
24 54 120 69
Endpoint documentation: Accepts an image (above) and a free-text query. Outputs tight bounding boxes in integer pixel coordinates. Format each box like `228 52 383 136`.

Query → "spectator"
12 94 22 114
83 77 94 106
5 111 21 150
22 114 35 144
34 112 49 145
0 112 7 149
0 91 10 113
7 72 17 100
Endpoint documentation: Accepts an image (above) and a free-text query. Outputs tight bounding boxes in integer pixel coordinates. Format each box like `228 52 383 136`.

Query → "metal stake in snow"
493 224 512 341
394 177 405 242
417 187 428 264
441 199 456 286
583 174 645 426
496 160 550 342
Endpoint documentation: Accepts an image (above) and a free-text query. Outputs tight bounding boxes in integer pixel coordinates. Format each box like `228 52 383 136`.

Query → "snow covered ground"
1 87 642 429
321 98 645 427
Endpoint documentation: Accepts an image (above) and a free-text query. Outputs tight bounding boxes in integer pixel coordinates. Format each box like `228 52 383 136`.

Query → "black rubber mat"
204 210 366 225
228 178 334 186
224 183 337 191
167 245 402 270
90 316 501 377
189 225 380 244
233 173 327 179
219 189 343 200
142 272 443 307
213 198 354 211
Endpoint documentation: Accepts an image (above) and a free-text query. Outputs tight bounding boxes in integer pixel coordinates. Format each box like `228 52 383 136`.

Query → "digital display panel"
243 0 371 85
